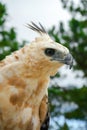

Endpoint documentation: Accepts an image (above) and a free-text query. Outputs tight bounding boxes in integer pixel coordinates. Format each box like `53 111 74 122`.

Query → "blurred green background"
0 0 87 130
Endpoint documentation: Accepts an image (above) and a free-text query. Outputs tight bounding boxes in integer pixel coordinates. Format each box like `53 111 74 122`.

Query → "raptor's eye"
45 48 55 56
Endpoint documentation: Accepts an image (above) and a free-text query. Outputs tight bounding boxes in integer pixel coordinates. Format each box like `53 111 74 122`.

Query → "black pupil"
45 48 55 56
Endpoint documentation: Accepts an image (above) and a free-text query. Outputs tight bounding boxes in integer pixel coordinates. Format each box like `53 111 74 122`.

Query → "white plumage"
0 22 73 130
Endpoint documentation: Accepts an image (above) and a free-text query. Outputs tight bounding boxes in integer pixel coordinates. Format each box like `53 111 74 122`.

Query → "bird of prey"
0 22 73 130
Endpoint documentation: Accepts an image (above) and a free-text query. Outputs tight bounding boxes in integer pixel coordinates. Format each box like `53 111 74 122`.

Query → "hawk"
0 22 73 130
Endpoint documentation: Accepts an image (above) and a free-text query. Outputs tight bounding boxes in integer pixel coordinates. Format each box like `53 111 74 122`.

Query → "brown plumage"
0 22 73 130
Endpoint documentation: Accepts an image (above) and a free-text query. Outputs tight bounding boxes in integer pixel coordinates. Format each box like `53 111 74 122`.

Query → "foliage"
0 2 26 60
49 86 87 119
48 0 87 130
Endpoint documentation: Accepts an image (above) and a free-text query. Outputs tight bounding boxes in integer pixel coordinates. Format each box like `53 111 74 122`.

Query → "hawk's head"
26 22 73 77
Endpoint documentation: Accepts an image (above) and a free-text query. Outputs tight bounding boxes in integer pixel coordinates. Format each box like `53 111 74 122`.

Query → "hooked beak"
51 53 73 69
63 53 73 69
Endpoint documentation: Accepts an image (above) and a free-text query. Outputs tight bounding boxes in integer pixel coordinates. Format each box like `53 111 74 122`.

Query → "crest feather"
27 22 47 34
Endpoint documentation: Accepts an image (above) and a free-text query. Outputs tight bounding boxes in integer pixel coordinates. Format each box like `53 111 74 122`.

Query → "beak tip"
69 63 73 69
64 53 73 69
